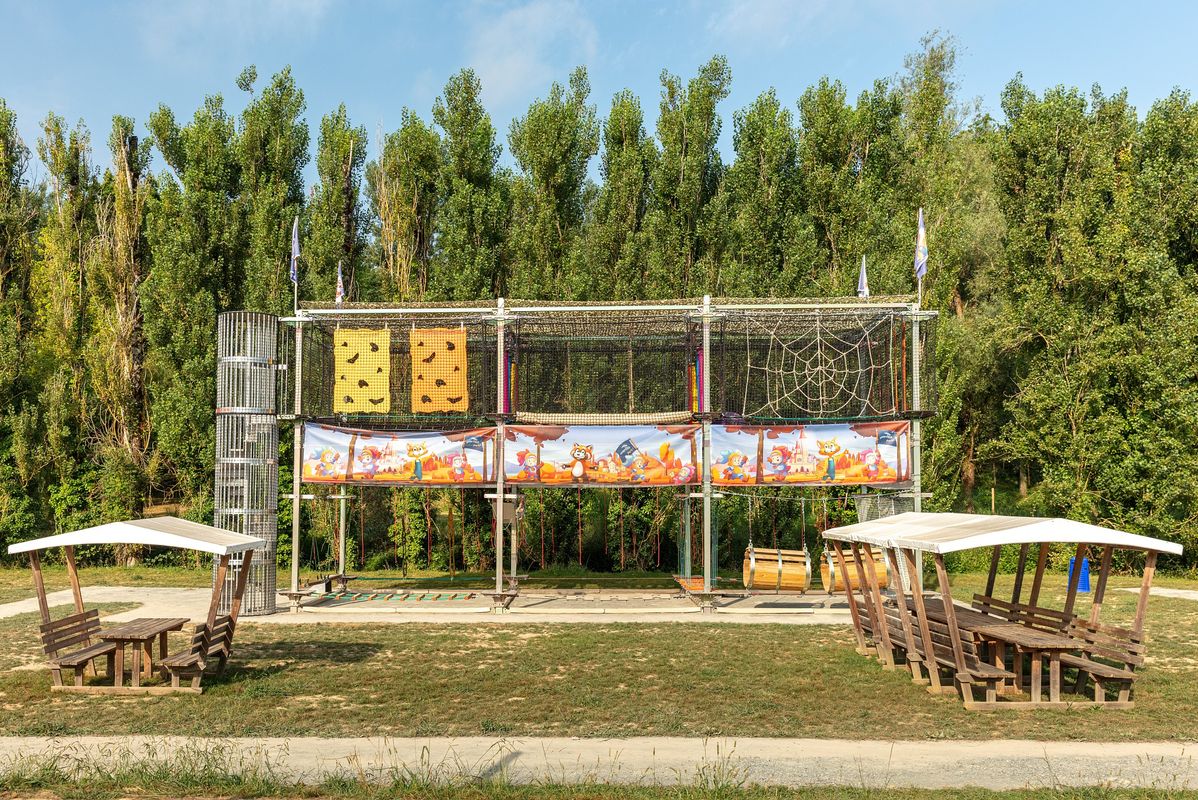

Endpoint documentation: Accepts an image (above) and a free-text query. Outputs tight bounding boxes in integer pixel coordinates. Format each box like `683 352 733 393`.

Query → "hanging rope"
771 494 778 550
448 490 456 576
423 488 433 566
619 488 625 570
540 488 546 569
576 487 583 566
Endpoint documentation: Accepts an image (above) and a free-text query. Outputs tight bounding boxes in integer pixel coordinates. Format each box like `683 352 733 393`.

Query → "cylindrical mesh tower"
215 312 279 615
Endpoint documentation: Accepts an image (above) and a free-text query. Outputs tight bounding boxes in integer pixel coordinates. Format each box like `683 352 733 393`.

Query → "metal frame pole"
910 306 923 589
494 298 506 600
338 494 348 577
701 295 713 594
681 496 692 578
290 318 304 601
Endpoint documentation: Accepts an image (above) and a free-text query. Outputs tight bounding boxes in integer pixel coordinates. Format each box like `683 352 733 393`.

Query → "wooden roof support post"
904 547 942 693
849 542 883 658
933 553 968 674
861 543 895 668
1061 543 1088 624
885 546 924 684
1027 542 1050 607
29 552 51 626
984 545 1001 598
1132 550 1157 639
831 540 868 655
1010 543 1030 605
63 546 85 615
1089 545 1114 625
228 549 255 624
207 555 230 632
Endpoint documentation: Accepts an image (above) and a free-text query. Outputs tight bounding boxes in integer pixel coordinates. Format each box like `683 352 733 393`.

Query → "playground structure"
214 297 937 613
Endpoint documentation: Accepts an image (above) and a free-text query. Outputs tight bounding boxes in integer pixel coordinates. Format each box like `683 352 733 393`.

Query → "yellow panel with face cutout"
334 329 390 413
410 327 468 412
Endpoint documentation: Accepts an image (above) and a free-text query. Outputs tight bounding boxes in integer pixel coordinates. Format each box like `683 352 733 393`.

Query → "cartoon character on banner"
817 439 842 482
407 442 430 481
629 453 649 483
564 444 594 482
356 445 383 480
720 450 750 482
672 464 696 484
864 449 881 481
765 445 791 482
450 452 468 481
514 450 540 481
311 447 341 478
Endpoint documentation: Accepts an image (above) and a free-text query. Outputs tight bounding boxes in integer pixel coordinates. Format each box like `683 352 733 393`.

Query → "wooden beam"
29 552 50 625
63 546 85 615
904 547 942 693
1132 551 1157 638
1010 543 1030 604
886 546 923 682
831 541 868 654
1089 545 1114 625
1028 543 1050 607
984 545 1001 598
228 549 255 624
207 554 230 631
1061 543 1087 623
933 553 967 673
862 543 895 668
850 542 884 658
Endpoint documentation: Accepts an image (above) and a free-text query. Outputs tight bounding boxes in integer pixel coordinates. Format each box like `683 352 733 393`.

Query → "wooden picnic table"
99 618 189 688
973 622 1078 703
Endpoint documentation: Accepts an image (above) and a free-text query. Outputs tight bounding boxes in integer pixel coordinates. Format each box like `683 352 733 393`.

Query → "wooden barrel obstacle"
742 546 811 592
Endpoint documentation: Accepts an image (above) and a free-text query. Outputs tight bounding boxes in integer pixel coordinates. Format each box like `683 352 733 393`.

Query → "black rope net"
510 310 697 424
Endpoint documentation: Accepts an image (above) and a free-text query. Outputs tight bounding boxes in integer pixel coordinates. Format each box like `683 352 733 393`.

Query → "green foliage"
2 37 1198 570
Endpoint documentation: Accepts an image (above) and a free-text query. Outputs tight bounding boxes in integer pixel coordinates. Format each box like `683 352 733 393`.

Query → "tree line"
1 35 1195 571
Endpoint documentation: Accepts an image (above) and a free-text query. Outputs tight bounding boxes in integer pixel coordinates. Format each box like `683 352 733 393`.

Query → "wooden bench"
40 610 117 689
159 624 208 692
972 595 1074 632
1062 618 1143 705
901 607 1014 705
204 615 236 675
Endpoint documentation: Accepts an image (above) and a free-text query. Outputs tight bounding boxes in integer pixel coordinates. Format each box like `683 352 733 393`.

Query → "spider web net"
718 309 919 421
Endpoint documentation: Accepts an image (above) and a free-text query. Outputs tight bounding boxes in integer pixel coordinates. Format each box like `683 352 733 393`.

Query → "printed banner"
710 422 909 486
504 425 700 487
303 423 496 485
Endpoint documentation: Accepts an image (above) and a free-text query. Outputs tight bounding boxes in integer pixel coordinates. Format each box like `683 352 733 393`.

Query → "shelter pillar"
215 311 280 615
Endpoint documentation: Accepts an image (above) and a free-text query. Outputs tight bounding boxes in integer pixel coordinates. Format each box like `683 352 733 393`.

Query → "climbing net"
717 308 924 421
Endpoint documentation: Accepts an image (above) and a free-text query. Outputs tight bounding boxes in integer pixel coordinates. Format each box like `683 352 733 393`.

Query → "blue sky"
3 0 1195 183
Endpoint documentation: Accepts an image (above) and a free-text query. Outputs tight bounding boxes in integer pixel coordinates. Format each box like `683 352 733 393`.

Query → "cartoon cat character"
407 442 431 481
765 445 791 481
564 444 594 481
356 445 383 480
817 438 842 481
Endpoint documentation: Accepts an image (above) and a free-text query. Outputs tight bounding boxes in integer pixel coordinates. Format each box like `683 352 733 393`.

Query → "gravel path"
0 735 1193 790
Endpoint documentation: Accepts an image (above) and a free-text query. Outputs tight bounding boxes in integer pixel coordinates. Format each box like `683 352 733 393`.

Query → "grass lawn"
0 569 1194 741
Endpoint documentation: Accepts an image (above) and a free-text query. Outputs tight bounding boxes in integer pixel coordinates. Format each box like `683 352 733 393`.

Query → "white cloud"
707 0 835 51
136 0 332 64
463 0 599 112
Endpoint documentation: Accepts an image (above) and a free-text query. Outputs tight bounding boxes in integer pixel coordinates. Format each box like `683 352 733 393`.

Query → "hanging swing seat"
674 576 706 594
742 546 811 593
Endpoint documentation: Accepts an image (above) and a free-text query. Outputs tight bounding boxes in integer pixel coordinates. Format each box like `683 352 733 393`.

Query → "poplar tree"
304 105 367 303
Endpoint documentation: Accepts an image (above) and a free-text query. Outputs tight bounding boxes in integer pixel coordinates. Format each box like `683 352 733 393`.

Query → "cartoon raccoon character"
817 438 842 482
565 444 594 481
407 442 431 481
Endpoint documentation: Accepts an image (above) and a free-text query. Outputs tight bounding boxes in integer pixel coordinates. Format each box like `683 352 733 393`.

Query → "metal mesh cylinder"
215 312 279 615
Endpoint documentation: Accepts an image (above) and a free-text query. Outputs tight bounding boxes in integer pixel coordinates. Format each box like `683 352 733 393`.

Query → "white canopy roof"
823 512 1182 556
8 517 266 556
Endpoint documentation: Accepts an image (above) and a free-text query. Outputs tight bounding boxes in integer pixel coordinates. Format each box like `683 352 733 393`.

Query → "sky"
3 0 1196 185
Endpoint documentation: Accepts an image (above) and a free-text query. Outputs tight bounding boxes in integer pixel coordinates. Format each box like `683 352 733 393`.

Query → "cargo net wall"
712 307 937 423
283 312 498 429
510 309 698 424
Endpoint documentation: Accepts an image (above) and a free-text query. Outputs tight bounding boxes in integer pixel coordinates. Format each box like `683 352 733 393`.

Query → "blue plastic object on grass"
1068 556 1091 593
